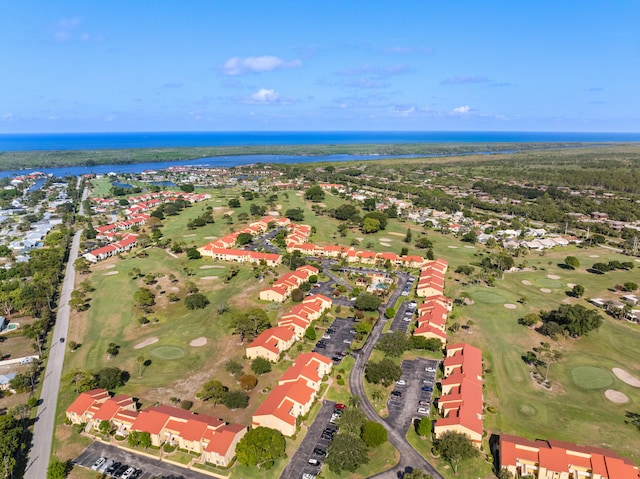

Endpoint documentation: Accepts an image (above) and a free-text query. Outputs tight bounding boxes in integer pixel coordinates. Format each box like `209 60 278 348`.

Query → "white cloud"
452 105 470 115
246 88 280 104
1 113 15 121
222 56 302 76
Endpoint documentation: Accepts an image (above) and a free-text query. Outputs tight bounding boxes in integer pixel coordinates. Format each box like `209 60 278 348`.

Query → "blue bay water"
2 131 640 151
0 131 638 179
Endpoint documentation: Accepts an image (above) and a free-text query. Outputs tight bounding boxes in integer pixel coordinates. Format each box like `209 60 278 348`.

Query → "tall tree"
235 427 286 470
434 431 479 473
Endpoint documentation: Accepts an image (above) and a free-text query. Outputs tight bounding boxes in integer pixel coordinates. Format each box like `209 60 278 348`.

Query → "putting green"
470 291 506 304
570 366 614 389
151 346 186 360
534 278 562 288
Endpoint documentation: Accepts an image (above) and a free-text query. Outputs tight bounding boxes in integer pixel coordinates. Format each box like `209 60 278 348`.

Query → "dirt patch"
317 203 327 208
547 274 561 280
134 337 159 350
189 337 207 347
605 389 629 404
275 204 282 210
612 368 640 387
166 249 178 258
355 237 364 242
200 265 225 269
103 271 119 276
504 303 517 309
567 283 576 288
521 280 532 286
540 288 552 293
201 276 218 280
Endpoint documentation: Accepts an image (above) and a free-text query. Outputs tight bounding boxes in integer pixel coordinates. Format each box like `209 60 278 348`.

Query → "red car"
334 403 346 410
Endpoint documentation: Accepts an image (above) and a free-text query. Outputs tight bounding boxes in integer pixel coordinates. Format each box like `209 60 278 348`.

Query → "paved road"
26 192 84 477
349 277 444 479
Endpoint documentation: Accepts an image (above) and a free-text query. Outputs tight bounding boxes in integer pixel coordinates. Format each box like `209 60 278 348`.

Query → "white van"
308 458 321 466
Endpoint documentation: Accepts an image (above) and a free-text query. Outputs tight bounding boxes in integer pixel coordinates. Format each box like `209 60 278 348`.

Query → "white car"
322 333 331 339
425 366 436 372
417 407 429 414
121 467 137 479
91 457 106 471
396 379 407 386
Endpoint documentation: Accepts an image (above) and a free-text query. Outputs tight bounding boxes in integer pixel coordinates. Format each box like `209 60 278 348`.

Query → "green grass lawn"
446 245 640 464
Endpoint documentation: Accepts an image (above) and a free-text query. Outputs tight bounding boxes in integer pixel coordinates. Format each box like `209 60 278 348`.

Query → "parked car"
418 400 429 406
105 461 121 475
391 390 402 397
421 386 433 392
423 379 432 384
334 403 346 410
330 413 340 423
313 447 327 457
91 458 106 471
425 366 436 372
308 458 322 466
322 333 331 339
417 407 429 414
113 464 129 477
342 339 352 344
396 379 407 386
121 467 137 479
98 459 114 474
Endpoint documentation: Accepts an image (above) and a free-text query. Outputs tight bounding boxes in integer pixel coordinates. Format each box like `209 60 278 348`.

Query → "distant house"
0 372 17 391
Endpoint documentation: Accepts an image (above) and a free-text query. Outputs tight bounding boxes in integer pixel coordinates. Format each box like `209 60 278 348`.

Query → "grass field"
446 245 640 464
58 186 640 473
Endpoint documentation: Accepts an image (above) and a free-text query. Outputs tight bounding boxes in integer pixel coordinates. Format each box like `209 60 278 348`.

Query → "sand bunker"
200 265 225 269
204 236 217 239
448 245 458 249
105 264 116 269
355 237 364 242
103 271 119 276
267 211 280 216
201 276 218 280
612 368 640 387
567 283 576 288
605 389 629 404
589 254 600 258
388 232 405 237
540 288 552 293
379 238 391 242
504 303 517 309
636 259 640 263
189 337 207 347
464 245 476 249
547 274 561 280
183 234 196 237
134 337 159 350
521 280 532 286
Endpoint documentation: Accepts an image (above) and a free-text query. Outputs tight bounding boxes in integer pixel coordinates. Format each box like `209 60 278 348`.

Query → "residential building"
495 433 639 479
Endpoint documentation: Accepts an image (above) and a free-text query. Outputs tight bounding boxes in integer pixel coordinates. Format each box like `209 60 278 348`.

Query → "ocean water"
1 130 639 152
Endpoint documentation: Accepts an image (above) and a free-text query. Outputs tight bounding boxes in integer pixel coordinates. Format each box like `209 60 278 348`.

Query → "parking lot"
385 357 440 435
280 400 339 479
388 299 417 333
73 442 213 479
312 317 356 365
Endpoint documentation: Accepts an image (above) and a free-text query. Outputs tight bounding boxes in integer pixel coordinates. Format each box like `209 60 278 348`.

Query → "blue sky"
1 1 638 133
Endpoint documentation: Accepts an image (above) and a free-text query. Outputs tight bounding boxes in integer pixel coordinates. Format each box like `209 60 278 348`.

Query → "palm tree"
137 355 145 378
348 394 361 409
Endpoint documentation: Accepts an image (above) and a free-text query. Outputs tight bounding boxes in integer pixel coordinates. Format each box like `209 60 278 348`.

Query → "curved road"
26 182 85 478
349 280 444 479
